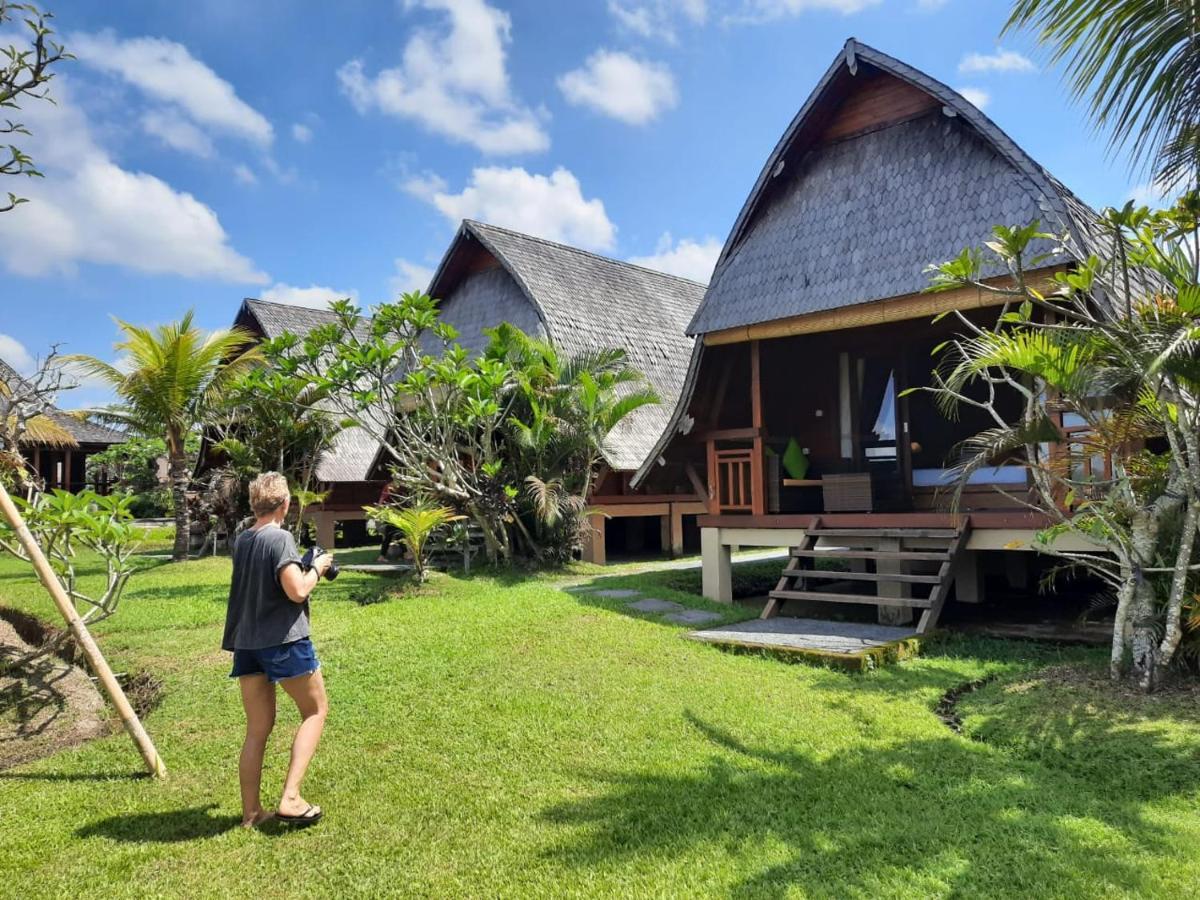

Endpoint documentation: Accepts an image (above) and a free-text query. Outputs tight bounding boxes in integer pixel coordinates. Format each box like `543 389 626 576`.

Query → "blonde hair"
249 472 290 518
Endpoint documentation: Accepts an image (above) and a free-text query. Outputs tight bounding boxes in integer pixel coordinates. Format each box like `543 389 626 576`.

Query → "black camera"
300 545 339 581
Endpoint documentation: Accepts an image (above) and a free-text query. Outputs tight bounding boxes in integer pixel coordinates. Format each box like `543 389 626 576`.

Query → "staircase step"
809 528 960 540
782 568 943 584
768 589 933 609
791 549 950 562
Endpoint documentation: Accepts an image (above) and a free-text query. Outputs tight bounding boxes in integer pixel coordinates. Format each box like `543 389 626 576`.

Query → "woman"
222 471 334 828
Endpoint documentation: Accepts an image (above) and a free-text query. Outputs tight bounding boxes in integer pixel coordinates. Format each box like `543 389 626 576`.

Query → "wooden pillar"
668 504 685 558
315 511 336 549
701 527 732 603
62 449 73 491
750 341 766 516
706 439 718 513
581 512 606 565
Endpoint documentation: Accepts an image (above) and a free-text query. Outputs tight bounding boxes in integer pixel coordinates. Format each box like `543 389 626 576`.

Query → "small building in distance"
0 356 126 493
427 220 709 563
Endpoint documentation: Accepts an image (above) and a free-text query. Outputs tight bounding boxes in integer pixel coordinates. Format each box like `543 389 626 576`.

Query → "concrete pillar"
315 512 336 549
876 536 914 626
955 550 985 604
581 513 606 565
701 527 732 604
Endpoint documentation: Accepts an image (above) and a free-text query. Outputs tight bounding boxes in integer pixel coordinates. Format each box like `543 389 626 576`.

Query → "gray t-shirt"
222 525 308 651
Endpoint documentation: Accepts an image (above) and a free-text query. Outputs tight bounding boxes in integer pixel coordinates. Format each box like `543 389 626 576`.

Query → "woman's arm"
279 554 333 604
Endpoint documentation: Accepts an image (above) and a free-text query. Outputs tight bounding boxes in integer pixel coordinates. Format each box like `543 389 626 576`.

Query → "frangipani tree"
920 193 1200 691
263 293 658 565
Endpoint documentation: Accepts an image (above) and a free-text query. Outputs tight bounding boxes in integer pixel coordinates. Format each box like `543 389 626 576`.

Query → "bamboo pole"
0 481 166 778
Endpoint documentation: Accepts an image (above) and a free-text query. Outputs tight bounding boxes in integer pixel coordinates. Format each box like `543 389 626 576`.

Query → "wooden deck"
688 616 922 670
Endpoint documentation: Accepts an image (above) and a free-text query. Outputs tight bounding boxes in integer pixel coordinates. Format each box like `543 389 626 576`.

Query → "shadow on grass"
77 803 240 842
539 709 1189 896
0 770 146 782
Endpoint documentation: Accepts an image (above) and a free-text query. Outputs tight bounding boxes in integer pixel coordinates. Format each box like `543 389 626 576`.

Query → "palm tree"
68 312 261 561
364 501 462 582
1006 0 1200 186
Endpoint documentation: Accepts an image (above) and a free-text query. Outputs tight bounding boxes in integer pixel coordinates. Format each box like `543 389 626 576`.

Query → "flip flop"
276 804 323 827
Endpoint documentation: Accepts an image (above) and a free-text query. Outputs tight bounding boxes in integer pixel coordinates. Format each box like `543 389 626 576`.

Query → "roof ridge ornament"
844 38 858 76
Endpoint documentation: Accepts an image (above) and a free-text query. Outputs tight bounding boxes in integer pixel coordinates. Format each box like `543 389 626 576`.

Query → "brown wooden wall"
821 70 940 143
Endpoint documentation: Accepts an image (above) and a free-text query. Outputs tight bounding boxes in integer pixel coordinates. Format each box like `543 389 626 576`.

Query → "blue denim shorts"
230 638 320 683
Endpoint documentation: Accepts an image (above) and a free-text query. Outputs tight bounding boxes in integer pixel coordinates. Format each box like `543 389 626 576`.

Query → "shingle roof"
429 220 707 472
0 356 125 447
633 39 1098 487
235 299 382 484
314 425 383 484
687 38 1096 336
239 298 372 341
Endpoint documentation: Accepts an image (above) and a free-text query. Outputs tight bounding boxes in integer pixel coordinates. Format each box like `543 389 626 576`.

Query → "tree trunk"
1128 566 1161 692
1127 511 1162 691
170 452 191 562
1156 499 1199 682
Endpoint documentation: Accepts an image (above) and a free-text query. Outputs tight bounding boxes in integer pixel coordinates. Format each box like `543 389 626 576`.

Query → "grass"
2 548 1200 897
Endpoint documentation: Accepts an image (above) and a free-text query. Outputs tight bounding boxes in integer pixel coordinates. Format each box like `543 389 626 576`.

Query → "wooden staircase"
763 518 971 634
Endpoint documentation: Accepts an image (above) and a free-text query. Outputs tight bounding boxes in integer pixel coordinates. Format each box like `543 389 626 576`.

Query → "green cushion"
781 438 809 480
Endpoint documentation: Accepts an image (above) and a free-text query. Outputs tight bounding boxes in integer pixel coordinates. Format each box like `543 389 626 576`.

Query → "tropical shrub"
0 489 139 663
919 194 1200 690
364 501 462 582
86 436 174 517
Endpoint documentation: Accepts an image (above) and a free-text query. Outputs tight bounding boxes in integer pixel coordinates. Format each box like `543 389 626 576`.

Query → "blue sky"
0 0 1163 407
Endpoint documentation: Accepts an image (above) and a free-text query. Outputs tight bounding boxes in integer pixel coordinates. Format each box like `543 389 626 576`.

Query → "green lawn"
2 550 1200 898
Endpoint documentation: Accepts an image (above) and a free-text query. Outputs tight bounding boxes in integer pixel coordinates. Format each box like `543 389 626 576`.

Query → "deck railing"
714 448 755 512
705 429 766 515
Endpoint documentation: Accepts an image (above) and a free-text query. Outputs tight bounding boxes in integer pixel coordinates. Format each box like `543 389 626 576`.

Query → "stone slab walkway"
689 617 918 657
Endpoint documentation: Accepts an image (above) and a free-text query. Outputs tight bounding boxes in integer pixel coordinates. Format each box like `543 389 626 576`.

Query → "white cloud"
400 170 449 199
416 166 616 251
291 122 313 143
0 334 34 372
391 259 436 297
731 0 881 21
70 30 274 146
233 163 258 185
959 48 1036 75
956 87 990 110
608 0 707 42
628 233 721 283
558 51 678 125
1127 171 1188 209
338 0 549 155
140 108 215 158
259 283 359 309
0 79 266 284
916 0 948 9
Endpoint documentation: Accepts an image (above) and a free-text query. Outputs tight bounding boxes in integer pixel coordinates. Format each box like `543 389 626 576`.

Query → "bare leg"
278 669 328 817
238 674 276 827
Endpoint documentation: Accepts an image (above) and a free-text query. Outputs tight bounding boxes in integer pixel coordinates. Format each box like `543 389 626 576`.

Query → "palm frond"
1006 0 1200 180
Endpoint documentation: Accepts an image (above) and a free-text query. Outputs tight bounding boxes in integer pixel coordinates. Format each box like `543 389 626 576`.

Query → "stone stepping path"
664 609 723 625
569 585 729 629
628 598 684 613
